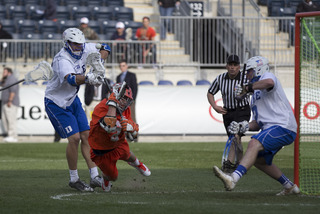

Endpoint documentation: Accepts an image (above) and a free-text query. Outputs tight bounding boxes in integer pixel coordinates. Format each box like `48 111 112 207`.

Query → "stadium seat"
59 20 78 32
16 19 37 34
268 0 286 17
158 80 174 86
88 0 105 6
38 20 59 34
196 80 211 86
177 80 193 86
100 20 118 34
0 5 7 19
123 21 143 38
7 5 27 20
71 6 92 20
139 80 154 85
1 19 16 34
65 0 84 7
26 4 45 20
257 0 268 6
92 6 114 21
105 0 124 7
23 33 44 59
56 6 71 20
23 0 43 6
84 19 101 34
43 32 62 59
114 6 134 21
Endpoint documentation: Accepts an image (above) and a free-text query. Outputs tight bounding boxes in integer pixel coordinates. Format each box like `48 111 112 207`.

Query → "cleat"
213 166 236 191
90 175 103 188
69 179 94 192
102 180 112 192
276 184 300 196
221 160 238 173
128 161 151 176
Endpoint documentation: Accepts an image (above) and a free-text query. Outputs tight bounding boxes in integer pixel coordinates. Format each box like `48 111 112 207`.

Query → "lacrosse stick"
0 61 53 91
235 49 250 101
221 134 234 167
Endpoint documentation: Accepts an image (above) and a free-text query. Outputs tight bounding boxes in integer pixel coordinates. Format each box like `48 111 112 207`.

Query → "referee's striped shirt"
208 70 250 110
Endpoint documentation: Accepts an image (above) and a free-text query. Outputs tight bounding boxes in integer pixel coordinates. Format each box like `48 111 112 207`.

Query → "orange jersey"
136 27 156 41
88 98 132 150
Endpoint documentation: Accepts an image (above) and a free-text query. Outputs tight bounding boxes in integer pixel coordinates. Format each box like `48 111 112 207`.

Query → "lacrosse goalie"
213 56 300 195
44 28 111 192
88 83 151 192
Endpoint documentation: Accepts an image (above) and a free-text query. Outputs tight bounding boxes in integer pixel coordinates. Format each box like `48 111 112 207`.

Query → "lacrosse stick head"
86 52 105 77
125 28 132 41
24 61 53 83
112 82 133 112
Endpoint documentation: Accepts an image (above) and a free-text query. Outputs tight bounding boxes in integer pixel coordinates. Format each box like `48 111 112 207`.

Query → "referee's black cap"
227 54 240 64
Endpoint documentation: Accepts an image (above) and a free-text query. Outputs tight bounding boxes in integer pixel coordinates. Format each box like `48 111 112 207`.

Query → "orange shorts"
90 141 131 181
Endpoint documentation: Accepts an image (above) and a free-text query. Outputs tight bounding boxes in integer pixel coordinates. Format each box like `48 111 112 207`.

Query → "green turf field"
0 142 319 214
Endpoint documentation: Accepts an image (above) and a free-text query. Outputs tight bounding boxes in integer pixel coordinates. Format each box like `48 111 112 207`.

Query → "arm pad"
67 74 77 86
99 116 117 133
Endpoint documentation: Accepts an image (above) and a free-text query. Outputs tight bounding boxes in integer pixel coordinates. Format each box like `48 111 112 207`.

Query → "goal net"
294 12 320 195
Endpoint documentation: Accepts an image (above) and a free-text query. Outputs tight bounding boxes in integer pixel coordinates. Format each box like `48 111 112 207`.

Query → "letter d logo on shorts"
65 126 73 133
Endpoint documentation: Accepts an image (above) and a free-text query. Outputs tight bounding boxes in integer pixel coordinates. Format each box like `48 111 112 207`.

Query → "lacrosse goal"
294 11 320 195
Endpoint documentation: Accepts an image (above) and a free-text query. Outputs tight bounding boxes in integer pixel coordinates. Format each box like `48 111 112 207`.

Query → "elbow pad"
99 116 117 133
67 74 77 86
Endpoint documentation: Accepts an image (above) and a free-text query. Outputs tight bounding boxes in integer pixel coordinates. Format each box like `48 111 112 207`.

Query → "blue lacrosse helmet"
100 43 111 54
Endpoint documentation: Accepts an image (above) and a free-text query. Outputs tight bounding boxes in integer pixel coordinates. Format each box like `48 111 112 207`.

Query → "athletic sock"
132 158 140 166
277 174 294 189
89 167 99 179
69 169 79 183
232 165 247 182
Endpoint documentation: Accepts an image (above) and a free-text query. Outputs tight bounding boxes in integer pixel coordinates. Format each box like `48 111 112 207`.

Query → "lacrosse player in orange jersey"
88 83 151 192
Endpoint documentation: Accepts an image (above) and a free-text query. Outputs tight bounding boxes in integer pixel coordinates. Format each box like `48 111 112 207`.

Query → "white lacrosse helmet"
62 28 86 60
245 56 269 77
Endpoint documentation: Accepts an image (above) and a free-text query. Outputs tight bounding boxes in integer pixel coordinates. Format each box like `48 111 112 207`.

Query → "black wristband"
247 83 254 93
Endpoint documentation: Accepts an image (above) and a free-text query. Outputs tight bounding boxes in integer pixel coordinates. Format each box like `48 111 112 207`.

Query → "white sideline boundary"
0 135 254 143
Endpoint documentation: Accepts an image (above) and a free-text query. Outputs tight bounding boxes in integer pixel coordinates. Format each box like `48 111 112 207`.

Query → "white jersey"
45 43 98 109
251 72 297 133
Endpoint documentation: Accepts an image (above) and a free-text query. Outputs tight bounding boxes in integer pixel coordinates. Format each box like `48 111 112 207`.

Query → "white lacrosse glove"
85 72 103 87
228 121 249 135
234 84 244 97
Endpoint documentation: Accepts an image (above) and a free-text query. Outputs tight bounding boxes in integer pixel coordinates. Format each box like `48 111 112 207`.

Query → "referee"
207 54 251 173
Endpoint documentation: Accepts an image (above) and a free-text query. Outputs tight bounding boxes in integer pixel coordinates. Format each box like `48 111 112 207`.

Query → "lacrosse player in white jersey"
213 56 300 195
44 28 111 192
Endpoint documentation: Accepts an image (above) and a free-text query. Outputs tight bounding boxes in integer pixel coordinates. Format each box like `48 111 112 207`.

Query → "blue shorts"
252 126 296 165
44 97 90 139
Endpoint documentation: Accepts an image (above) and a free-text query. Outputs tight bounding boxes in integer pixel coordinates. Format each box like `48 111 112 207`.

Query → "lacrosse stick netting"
0 61 53 91
24 61 53 83
86 52 105 76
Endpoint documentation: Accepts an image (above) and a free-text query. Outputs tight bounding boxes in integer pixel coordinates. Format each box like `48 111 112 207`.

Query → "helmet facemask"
112 83 133 112
62 28 86 60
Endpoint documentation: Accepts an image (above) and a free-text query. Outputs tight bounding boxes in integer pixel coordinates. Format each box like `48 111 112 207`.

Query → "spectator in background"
135 16 157 68
43 0 57 21
0 22 13 63
35 0 57 21
158 0 180 40
1 67 20 142
111 22 128 62
79 17 99 40
296 0 320 13
116 60 138 135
